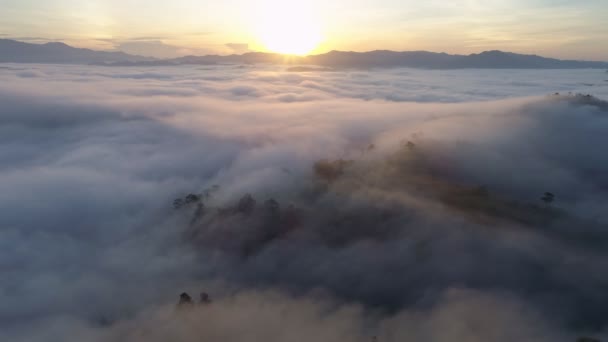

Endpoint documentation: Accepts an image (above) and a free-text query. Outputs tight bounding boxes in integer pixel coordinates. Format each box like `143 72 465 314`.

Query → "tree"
173 193 202 209
173 198 185 209
199 292 212 305
264 198 280 213
185 194 201 204
314 159 353 182
176 292 194 310
237 194 256 214
541 192 555 205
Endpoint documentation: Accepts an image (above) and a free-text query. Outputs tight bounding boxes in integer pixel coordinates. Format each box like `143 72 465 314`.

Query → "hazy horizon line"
3 38 608 63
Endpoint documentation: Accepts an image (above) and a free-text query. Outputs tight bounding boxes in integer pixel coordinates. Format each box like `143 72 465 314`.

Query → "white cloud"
0 64 607 341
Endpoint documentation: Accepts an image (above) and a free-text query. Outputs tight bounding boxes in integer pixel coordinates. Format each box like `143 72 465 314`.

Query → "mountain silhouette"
303 50 608 69
1 39 607 69
0 39 154 64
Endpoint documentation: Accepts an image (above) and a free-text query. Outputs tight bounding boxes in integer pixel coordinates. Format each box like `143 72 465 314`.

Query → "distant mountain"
0 39 154 64
93 50 608 69
118 52 289 66
304 50 608 69
1 39 607 69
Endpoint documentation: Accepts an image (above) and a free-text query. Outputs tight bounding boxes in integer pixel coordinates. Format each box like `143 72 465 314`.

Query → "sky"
0 0 607 59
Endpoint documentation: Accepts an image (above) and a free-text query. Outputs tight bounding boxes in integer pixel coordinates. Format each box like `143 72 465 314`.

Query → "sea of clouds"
1 64 608 342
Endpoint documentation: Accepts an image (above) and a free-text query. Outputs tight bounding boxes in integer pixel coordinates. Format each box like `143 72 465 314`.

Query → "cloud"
1 36 59 43
116 40 207 59
225 43 251 54
0 64 607 341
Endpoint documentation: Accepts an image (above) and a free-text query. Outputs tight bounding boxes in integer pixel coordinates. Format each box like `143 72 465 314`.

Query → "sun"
259 18 321 55
253 1 322 55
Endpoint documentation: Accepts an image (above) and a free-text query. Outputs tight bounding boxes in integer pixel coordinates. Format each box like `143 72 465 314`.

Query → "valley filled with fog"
1 64 608 342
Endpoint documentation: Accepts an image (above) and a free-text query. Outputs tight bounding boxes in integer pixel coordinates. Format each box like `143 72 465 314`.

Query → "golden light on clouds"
252 0 323 55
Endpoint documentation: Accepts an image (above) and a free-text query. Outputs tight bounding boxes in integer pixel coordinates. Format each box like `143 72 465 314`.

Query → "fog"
1 64 607 342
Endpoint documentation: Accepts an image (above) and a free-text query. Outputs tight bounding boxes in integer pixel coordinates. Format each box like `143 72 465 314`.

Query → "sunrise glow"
253 0 322 55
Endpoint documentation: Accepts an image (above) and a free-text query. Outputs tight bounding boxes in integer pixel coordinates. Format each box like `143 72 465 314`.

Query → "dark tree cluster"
176 291 212 310
313 159 354 183
173 193 202 209
170 140 608 332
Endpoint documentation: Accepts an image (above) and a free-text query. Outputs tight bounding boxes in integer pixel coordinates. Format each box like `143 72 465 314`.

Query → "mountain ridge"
1 39 607 69
0 39 154 64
